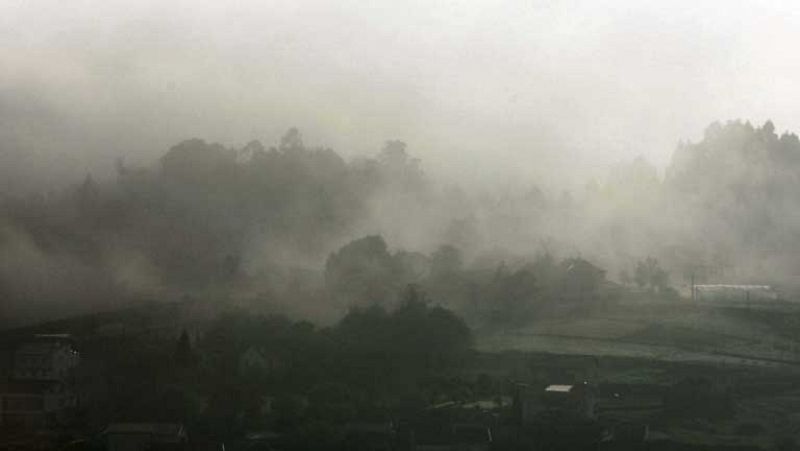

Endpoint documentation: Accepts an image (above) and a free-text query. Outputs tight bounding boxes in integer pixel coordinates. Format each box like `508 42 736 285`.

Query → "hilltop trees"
0 127 442 324
324 235 399 306
323 235 613 328
663 119 800 282
483 264 539 326
337 285 473 372
6 119 800 326
430 245 463 280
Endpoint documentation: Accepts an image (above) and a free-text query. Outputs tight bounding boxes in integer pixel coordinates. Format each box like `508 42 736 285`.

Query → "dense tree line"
81 288 474 448
665 120 800 284
0 129 427 324
6 119 800 326
324 235 610 328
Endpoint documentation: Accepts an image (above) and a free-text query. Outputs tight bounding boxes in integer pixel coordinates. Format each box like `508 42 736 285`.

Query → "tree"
160 138 235 182
174 329 196 367
325 235 399 306
561 258 605 301
634 257 670 294
762 119 775 137
531 252 560 293
75 173 99 211
393 250 431 285
337 284 473 371
430 245 463 279
279 127 304 153
378 140 409 166
376 140 424 191
487 265 539 326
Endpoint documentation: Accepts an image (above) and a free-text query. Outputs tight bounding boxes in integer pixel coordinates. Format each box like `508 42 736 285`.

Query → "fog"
5 0 800 184
3 0 800 326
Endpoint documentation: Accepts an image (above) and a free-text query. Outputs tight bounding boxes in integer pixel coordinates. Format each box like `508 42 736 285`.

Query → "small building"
103 423 188 451
515 382 597 424
543 384 597 420
0 334 80 429
527 384 604 451
0 380 78 429
12 334 79 381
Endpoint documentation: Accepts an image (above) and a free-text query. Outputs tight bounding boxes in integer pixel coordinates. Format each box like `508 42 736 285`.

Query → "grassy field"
478 298 800 369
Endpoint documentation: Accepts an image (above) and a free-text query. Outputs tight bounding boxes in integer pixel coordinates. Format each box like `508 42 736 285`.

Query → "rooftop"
545 385 574 393
695 284 773 290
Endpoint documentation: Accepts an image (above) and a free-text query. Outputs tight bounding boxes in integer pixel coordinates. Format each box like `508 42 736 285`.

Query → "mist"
4 0 800 327
11 5 800 450
6 0 800 183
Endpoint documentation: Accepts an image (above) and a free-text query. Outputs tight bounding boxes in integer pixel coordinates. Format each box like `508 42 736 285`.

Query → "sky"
2 0 800 187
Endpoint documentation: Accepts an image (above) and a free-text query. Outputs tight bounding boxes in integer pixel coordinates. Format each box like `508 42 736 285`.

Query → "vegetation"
5 119 800 329
77 287 474 447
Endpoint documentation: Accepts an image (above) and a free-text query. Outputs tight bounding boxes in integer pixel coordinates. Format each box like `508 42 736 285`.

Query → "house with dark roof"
542 384 597 419
0 334 79 429
12 334 79 381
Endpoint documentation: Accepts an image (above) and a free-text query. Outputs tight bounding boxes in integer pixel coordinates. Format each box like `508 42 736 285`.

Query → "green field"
479 298 800 369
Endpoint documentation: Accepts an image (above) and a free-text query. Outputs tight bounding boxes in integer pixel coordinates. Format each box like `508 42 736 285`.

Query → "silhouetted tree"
325 235 399 305
174 329 195 367
430 245 463 279
634 257 670 294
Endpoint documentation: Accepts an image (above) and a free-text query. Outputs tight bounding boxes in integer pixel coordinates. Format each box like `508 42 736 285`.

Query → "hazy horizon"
4 0 800 188
5 5 800 449
5 1 800 327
